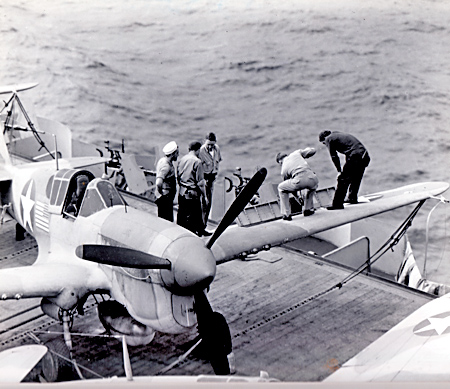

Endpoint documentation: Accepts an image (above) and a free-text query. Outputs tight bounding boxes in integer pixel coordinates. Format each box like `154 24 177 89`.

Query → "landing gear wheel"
41 338 74 382
207 312 232 375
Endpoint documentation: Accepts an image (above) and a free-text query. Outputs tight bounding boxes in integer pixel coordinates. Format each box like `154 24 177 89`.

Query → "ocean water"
1 0 450 281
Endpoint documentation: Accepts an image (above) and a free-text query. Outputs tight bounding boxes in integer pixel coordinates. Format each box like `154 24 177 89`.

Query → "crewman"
177 141 211 236
198 132 222 226
155 141 179 222
319 130 370 210
276 147 319 220
66 175 90 216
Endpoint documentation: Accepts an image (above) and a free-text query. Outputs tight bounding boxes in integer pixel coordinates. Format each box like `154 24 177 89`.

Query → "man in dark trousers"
155 141 179 222
177 141 211 236
199 132 222 226
319 130 370 210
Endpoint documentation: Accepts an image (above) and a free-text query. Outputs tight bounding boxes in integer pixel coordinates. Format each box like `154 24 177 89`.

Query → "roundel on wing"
20 179 35 234
413 311 450 337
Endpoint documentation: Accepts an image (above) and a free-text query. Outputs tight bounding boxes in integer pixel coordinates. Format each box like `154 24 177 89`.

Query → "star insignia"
414 311 450 337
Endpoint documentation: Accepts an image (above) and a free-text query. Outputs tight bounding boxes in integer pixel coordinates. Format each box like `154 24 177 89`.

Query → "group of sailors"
277 130 370 221
155 129 370 233
155 132 221 237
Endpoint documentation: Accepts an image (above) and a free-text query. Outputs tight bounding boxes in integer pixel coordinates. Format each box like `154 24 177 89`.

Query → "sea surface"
1 0 450 282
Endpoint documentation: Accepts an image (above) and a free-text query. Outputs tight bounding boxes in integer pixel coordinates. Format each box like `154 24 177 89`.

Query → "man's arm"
327 143 341 172
155 177 164 196
155 160 169 196
196 161 208 203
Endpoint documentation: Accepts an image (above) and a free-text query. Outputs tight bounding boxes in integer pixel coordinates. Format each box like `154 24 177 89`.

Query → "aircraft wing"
325 293 450 382
211 181 449 263
0 345 47 383
0 263 109 300
60 156 111 169
0 83 38 95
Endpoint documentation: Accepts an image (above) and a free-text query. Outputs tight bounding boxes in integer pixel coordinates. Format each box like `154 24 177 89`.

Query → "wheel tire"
41 338 74 382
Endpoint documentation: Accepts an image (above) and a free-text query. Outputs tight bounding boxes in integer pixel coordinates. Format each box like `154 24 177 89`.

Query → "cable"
155 338 202 375
335 200 425 288
423 195 450 278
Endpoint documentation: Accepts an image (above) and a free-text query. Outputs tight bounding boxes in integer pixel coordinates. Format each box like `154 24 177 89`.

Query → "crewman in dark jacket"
319 130 370 210
177 141 211 237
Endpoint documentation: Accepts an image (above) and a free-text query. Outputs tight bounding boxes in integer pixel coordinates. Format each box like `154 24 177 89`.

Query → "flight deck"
0 209 432 382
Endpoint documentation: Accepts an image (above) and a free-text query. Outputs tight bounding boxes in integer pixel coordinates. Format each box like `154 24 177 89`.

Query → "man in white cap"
198 132 222 225
276 147 318 220
155 141 179 222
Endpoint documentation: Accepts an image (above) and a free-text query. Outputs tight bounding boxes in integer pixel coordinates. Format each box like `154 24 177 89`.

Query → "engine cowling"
160 235 216 296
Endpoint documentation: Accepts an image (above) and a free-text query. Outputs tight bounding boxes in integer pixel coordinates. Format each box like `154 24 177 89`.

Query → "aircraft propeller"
194 290 233 375
76 167 267 375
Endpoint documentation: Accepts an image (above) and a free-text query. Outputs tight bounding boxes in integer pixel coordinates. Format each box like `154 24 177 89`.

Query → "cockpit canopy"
47 169 124 218
78 178 124 217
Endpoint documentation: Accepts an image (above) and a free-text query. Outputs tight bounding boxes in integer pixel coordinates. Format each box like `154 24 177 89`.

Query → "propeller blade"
75 244 171 269
194 292 232 375
206 167 267 249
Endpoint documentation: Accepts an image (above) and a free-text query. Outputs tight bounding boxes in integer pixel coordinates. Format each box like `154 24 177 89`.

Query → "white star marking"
20 181 35 233
415 316 450 336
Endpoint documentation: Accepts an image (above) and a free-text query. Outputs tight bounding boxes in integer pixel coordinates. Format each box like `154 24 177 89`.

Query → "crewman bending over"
319 130 370 210
276 147 319 220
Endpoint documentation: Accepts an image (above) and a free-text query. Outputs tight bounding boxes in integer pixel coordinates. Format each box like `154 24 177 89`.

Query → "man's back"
177 153 202 189
326 131 366 157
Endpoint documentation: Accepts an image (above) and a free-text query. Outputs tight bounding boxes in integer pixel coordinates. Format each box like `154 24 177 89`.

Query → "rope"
337 200 425 287
435 200 449 276
423 195 450 278
155 338 202 375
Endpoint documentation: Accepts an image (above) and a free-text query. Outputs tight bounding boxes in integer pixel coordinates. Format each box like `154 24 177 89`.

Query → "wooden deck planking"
210 249 345 331
207 248 431 381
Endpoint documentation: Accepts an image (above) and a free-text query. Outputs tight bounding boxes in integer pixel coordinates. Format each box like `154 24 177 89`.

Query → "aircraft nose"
161 236 216 295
